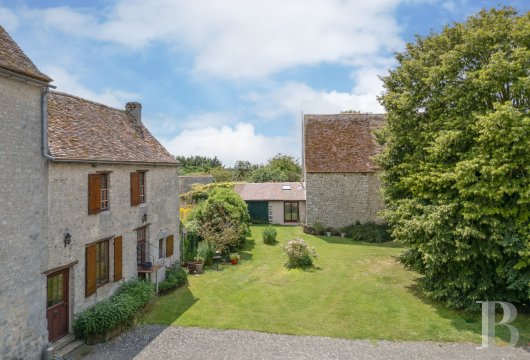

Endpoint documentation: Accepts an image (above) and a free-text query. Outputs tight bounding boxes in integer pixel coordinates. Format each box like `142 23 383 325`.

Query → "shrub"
73 280 154 341
312 223 325 235
158 267 188 294
262 226 278 245
342 222 391 243
283 238 317 269
196 240 216 265
189 187 250 252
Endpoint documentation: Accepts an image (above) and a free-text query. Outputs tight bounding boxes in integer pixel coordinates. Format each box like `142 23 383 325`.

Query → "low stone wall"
305 172 384 229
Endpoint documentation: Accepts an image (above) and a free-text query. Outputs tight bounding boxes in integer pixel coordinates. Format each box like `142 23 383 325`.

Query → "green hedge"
341 222 391 243
158 267 188 295
73 280 154 341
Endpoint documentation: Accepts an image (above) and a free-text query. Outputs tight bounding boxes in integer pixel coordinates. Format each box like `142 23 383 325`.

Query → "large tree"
378 8 530 309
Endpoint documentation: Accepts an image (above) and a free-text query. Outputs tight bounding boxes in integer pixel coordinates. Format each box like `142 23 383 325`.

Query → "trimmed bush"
283 238 317 269
262 226 277 245
342 222 390 243
158 267 188 294
73 280 154 342
312 223 325 235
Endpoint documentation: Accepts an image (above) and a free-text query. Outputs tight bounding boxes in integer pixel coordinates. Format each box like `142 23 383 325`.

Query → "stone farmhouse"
0 25 180 358
303 113 385 229
235 182 306 225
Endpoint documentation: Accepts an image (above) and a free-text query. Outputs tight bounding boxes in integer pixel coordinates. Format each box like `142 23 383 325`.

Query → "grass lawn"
142 225 530 345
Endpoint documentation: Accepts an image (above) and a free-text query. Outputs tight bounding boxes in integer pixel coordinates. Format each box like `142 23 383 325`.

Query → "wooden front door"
47 268 69 342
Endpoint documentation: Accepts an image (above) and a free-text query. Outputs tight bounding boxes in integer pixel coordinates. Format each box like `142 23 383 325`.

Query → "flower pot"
230 259 238 265
186 262 196 274
195 262 204 274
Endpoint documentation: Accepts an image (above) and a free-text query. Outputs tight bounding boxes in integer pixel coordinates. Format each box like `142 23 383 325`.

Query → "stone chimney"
126 102 142 125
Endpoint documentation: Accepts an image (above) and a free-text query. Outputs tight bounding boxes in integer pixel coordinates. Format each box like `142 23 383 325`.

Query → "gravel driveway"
83 325 529 360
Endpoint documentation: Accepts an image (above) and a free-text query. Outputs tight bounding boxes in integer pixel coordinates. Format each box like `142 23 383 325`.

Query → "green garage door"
247 201 269 224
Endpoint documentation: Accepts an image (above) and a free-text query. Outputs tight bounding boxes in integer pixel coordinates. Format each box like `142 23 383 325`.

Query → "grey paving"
84 325 529 360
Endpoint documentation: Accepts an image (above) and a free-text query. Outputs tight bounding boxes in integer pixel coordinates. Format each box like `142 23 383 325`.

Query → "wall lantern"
142 213 148 223
64 232 72 247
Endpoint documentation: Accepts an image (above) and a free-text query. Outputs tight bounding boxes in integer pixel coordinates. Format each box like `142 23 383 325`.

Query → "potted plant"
186 262 196 274
229 253 240 265
194 256 204 274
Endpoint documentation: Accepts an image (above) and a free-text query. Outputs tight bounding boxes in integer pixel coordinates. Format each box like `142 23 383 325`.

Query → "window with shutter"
130 172 141 206
166 235 174 257
114 236 123 282
88 174 101 214
85 245 96 297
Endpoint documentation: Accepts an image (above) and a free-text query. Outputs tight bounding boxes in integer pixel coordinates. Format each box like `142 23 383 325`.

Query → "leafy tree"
176 155 223 174
234 160 258 180
248 154 302 182
210 167 234 182
377 8 530 309
248 166 287 182
187 187 250 252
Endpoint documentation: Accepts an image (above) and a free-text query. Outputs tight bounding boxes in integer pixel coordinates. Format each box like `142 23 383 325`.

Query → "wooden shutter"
88 174 101 214
166 235 174 257
85 245 97 297
130 172 140 206
114 236 123 282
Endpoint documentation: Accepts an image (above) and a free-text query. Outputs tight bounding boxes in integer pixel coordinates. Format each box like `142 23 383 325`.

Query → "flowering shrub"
283 238 317 269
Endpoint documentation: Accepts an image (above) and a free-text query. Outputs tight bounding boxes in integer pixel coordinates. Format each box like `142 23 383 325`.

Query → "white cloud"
0 7 19 30
246 73 385 118
44 66 140 108
32 0 405 79
163 123 297 166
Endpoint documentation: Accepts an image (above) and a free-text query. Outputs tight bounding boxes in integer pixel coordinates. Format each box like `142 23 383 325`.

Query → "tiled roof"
0 25 52 83
304 114 385 173
47 91 178 164
234 182 306 201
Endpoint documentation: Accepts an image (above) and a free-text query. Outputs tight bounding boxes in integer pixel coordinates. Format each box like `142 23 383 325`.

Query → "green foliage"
158 267 188 295
197 240 216 265
283 238 317 269
210 167 235 182
262 226 278 244
341 222 391 243
189 187 250 252
180 182 235 205
378 8 530 309
176 155 223 175
234 160 259 181
73 280 154 340
229 252 240 261
312 223 325 235
248 154 301 182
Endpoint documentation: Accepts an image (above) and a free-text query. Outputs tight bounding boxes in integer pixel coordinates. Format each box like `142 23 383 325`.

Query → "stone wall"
305 172 384 229
47 162 180 322
178 175 214 194
269 201 306 225
0 76 49 359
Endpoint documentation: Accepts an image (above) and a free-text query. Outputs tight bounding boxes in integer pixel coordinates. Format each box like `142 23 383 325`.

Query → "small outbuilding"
234 182 306 225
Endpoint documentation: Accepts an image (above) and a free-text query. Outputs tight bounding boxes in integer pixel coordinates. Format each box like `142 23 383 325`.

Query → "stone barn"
303 113 385 229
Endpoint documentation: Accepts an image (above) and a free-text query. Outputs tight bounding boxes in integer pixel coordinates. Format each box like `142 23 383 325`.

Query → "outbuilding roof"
304 113 385 173
234 182 306 202
0 25 52 83
47 91 178 164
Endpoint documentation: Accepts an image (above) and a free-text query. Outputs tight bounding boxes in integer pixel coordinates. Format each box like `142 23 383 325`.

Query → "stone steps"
50 334 84 359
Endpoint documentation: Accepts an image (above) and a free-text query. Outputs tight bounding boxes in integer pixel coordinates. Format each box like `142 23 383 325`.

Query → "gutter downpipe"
41 86 55 161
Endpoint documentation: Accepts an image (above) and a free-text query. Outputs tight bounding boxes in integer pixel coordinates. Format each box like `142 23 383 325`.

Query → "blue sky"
1 1 528 166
